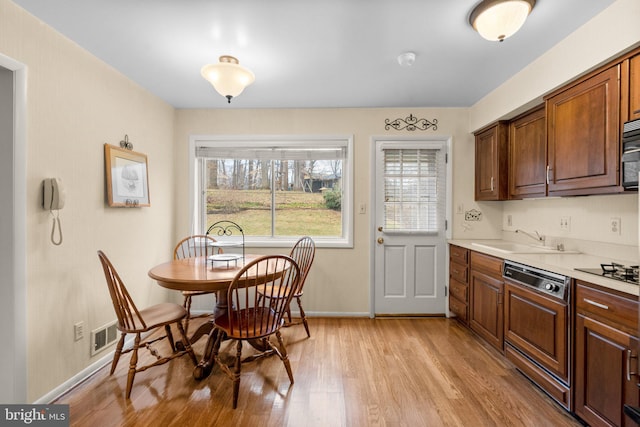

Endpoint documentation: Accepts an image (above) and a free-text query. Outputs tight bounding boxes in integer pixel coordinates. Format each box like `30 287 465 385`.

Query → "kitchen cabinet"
508 105 547 199
546 65 621 196
474 122 508 201
628 53 640 121
574 281 639 427
469 251 504 351
449 245 469 325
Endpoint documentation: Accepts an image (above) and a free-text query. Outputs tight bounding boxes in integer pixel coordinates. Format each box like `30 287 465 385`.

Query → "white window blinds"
382 148 444 232
195 144 346 161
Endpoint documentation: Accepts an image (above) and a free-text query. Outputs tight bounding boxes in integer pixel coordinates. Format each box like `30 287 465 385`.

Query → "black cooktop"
575 263 639 285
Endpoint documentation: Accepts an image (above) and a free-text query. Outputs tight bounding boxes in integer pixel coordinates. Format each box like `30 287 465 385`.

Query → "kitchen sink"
471 242 576 254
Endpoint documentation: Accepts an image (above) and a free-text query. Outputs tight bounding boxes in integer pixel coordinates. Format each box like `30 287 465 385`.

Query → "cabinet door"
469 270 504 351
575 314 640 427
546 66 620 196
630 54 640 121
509 106 547 198
475 122 508 201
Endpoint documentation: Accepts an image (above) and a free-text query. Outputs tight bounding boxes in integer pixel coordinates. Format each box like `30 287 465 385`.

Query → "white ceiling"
13 0 616 109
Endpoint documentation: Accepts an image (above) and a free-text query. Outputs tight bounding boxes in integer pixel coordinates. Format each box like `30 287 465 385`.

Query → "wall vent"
90 320 119 356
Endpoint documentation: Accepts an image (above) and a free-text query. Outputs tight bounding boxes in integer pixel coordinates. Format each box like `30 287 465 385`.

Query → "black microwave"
622 118 640 189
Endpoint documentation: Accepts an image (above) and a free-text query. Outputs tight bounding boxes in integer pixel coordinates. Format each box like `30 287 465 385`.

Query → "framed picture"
104 143 150 207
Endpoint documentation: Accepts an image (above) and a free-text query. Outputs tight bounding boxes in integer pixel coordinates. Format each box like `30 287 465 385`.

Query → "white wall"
173 108 481 315
503 195 638 260
1 0 177 401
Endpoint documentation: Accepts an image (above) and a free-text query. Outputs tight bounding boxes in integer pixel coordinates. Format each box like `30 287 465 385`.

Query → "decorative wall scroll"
385 114 438 132
104 142 150 207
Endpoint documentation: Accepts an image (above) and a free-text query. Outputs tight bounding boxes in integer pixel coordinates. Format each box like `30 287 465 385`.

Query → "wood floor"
53 317 582 427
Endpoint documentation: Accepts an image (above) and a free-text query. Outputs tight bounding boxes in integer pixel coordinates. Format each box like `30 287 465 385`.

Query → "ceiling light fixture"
397 52 416 67
201 55 255 103
469 0 535 42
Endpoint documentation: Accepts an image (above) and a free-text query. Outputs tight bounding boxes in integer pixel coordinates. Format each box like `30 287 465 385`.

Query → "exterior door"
373 139 448 315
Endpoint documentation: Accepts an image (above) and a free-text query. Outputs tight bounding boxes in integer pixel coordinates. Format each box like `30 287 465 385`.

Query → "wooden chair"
97 250 198 399
211 254 301 408
258 236 316 337
173 234 219 336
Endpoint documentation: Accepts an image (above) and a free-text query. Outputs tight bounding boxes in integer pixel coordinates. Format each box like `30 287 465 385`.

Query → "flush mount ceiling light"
397 52 416 67
201 55 255 103
469 0 535 42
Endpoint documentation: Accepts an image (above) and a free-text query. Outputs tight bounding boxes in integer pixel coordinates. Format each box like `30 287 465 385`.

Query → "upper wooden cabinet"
508 106 546 199
628 53 640 121
474 122 508 201
545 65 621 196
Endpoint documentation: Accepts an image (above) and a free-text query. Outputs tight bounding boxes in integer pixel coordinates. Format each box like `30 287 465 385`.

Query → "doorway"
0 55 27 403
372 137 451 316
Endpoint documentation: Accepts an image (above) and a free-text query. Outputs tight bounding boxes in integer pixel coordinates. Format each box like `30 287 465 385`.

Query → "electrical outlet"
464 209 482 221
610 217 621 235
560 216 571 231
74 321 84 341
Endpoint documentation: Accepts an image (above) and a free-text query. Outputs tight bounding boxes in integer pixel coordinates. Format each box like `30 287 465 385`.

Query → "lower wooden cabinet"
574 281 640 427
469 252 504 352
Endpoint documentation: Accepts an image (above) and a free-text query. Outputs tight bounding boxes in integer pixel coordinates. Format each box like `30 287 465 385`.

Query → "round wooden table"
148 254 278 379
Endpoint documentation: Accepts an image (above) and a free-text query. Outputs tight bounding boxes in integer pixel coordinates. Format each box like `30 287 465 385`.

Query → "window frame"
189 134 354 248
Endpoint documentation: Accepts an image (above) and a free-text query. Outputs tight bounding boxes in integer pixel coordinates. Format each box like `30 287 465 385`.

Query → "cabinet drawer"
450 245 469 265
450 263 468 284
576 281 638 334
449 296 468 323
470 251 503 277
450 279 468 303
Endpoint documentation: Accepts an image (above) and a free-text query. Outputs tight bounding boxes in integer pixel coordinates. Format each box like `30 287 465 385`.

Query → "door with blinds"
374 140 447 315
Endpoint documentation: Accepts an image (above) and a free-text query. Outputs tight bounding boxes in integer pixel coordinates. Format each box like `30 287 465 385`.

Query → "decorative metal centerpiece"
385 114 438 132
205 220 245 268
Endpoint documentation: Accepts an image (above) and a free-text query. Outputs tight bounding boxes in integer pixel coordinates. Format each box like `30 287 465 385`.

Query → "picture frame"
104 143 150 207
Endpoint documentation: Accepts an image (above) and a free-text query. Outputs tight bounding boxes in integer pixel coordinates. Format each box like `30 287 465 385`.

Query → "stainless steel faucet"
515 229 545 245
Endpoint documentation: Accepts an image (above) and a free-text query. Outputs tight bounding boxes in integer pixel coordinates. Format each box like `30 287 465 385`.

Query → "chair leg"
176 320 198 365
164 325 176 352
286 305 293 324
297 297 310 337
125 333 141 399
110 333 126 375
275 330 294 385
183 295 192 337
232 340 243 409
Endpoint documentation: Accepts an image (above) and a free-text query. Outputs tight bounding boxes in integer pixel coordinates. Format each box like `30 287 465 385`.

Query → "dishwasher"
502 260 572 410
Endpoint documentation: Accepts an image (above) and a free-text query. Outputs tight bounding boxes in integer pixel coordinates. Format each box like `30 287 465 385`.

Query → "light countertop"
449 239 639 297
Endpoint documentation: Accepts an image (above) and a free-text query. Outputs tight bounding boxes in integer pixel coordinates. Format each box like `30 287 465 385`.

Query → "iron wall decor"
385 114 438 132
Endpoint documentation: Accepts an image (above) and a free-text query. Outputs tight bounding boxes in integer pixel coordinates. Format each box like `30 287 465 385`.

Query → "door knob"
378 226 383 232
377 237 384 244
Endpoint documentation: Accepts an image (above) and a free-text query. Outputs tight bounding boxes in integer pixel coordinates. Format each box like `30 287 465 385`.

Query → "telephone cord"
50 210 63 246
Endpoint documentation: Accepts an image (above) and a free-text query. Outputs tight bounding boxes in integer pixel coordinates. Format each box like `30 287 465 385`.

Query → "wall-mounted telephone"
42 178 65 245
43 178 65 211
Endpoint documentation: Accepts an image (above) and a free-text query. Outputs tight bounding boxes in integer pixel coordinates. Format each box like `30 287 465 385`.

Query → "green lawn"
206 189 341 236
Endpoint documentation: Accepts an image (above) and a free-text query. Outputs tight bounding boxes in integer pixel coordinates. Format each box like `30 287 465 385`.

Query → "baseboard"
34 333 141 404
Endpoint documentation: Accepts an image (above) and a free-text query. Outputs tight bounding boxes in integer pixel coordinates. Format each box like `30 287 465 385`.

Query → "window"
190 135 353 247
382 148 444 233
